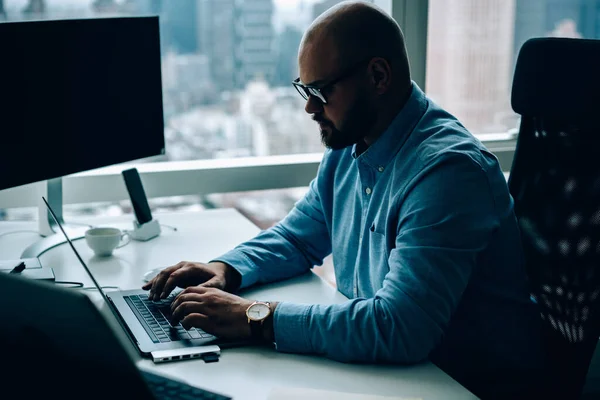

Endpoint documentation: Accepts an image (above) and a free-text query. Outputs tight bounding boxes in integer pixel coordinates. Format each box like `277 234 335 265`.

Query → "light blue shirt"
215 83 542 397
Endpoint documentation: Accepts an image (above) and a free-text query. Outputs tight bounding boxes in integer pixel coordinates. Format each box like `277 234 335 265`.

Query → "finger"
142 274 160 291
160 269 186 300
199 276 224 290
171 286 206 311
181 313 212 331
150 264 181 301
180 285 208 297
161 263 208 299
171 299 209 324
171 292 205 313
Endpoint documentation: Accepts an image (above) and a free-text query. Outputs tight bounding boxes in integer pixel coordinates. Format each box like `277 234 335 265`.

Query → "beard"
317 95 377 150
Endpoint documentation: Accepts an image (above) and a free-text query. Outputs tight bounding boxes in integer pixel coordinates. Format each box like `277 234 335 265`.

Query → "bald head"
297 2 413 151
300 1 410 87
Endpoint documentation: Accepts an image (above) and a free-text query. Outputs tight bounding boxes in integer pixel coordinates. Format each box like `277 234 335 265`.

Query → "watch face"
247 302 270 321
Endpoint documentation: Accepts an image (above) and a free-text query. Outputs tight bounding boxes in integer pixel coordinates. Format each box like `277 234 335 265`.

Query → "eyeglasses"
292 58 371 105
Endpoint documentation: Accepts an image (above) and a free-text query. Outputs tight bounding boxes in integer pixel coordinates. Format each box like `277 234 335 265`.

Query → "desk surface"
0 208 476 400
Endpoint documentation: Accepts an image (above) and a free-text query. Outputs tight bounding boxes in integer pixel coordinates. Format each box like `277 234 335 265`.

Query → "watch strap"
247 301 270 342
249 319 263 342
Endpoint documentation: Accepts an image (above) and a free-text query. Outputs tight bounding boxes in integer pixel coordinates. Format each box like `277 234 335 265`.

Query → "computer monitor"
0 16 165 257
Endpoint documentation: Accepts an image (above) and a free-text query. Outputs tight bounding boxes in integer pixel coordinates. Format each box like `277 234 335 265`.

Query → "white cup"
85 227 130 257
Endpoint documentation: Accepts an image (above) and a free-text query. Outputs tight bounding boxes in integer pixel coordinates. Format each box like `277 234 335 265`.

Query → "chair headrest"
511 37 600 120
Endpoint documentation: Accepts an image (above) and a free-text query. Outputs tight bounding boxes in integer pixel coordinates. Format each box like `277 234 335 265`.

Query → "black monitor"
0 16 165 257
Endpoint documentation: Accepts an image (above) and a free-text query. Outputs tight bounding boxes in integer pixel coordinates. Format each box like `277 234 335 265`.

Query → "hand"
142 261 238 301
170 286 253 340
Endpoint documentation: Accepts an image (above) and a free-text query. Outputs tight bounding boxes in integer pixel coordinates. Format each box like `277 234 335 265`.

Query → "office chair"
508 37 600 398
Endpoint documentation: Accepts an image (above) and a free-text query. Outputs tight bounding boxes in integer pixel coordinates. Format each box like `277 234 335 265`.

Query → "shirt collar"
351 82 428 169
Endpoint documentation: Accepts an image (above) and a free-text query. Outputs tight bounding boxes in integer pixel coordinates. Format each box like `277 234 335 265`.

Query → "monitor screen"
0 16 165 191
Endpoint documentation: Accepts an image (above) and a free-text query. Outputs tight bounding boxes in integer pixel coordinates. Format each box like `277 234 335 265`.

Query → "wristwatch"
246 301 271 342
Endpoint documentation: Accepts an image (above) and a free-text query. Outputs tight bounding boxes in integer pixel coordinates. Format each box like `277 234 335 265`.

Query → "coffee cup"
85 227 130 257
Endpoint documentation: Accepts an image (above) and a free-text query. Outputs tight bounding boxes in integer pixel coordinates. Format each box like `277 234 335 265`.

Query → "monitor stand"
20 178 88 258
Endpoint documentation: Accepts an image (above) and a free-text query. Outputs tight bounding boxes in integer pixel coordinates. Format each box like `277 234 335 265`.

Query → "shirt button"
378 166 384 172
365 187 372 195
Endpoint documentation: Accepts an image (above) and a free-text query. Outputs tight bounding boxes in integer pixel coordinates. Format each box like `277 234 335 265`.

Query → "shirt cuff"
210 249 260 289
273 302 313 353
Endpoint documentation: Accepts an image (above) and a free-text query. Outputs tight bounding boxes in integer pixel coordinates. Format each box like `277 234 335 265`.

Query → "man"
144 2 543 398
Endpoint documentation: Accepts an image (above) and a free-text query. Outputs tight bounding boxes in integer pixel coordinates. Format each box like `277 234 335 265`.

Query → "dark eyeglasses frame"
292 58 372 105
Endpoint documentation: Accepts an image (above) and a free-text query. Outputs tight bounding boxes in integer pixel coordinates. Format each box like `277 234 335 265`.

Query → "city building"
22 0 45 14
312 0 343 20
426 0 517 134
198 0 237 91
234 0 276 88
134 0 199 55
426 0 600 136
159 0 199 54
267 87 322 155
161 51 214 116
513 0 600 69
199 0 276 91
312 0 374 21
273 25 303 87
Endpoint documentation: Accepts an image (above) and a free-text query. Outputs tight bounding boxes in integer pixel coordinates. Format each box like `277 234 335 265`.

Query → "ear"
367 57 392 94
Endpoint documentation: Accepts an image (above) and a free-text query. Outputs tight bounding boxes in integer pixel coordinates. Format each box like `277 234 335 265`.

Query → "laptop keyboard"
124 293 215 343
141 370 231 400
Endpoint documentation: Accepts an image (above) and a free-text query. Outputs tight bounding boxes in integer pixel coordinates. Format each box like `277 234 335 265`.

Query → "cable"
53 281 84 288
51 281 121 291
64 221 95 229
81 286 121 291
0 230 42 240
0 222 93 241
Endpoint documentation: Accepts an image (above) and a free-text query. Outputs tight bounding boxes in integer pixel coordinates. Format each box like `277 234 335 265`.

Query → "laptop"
0 271 231 400
42 197 224 363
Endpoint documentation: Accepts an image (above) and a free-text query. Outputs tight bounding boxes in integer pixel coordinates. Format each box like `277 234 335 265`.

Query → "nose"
304 95 324 114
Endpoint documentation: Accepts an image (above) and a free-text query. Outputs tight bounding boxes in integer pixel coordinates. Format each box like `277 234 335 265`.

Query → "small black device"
122 168 153 225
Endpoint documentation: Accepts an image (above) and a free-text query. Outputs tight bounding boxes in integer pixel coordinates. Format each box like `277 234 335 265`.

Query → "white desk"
0 209 476 399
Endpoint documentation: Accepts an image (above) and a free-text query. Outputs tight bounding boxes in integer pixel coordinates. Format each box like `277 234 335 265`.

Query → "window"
0 0 391 221
426 0 600 137
1 0 377 164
